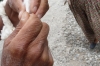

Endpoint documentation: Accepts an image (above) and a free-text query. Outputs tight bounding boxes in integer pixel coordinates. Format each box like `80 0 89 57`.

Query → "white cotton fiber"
0 0 15 40
23 0 30 13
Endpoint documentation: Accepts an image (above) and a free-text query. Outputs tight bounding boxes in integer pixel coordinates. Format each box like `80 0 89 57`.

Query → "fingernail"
19 11 24 20
21 12 30 22
33 6 38 13
21 15 26 21
21 12 27 21
38 14 42 19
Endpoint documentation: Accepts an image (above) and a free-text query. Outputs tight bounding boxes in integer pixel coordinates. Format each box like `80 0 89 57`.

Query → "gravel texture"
42 0 100 66
1 0 100 66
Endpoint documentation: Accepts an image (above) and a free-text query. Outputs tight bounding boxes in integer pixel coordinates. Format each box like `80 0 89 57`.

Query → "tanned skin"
0 1 53 66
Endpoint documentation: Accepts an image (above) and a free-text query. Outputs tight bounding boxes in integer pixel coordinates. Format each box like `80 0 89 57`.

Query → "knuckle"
40 52 49 63
43 22 49 28
43 22 49 31
49 59 54 66
40 53 54 65
8 43 24 56
27 48 42 58
41 56 48 62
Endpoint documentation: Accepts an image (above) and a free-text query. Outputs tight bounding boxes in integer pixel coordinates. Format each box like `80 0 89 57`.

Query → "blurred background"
41 0 100 66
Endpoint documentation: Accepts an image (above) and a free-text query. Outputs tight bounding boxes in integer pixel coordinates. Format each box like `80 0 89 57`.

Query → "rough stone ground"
42 0 100 66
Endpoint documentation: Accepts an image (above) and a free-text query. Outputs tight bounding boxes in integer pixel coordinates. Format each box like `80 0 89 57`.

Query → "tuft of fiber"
23 0 30 13
0 0 30 40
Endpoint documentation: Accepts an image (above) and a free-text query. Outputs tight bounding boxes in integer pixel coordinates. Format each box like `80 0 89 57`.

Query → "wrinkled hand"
7 0 49 18
1 12 53 66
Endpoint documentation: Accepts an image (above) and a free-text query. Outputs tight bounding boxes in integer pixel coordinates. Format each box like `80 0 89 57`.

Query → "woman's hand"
7 0 25 13
1 12 53 66
29 0 49 18
7 0 49 18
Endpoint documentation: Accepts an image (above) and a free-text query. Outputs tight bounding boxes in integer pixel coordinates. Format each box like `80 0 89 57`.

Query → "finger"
7 0 25 13
16 0 25 12
8 14 42 55
40 40 54 66
29 40 49 66
39 40 49 66
4 12 29 47
48 49 54 66
24 23 49 66
29 22 49 49
19 10 26 20
36 0 49 18
34 40 49 66
29 0 41 13
40 40 53 66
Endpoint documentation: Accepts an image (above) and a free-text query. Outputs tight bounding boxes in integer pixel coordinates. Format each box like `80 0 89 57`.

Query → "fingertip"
29 0 41 14
48 50 54 65
42 22 50 31
18 11 30 27
18 10 25 20
22 12 29 20
19 11 30 21
36 0 49 18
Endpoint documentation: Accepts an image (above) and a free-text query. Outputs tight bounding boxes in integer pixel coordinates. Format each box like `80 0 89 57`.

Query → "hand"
29 0 49 18
7 0 25 13
1 12 53 66
7 0 49 18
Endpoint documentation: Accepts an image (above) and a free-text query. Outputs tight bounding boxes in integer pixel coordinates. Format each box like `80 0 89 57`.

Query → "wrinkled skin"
1 0 53 66
1 12 53 66
7 0 49 19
